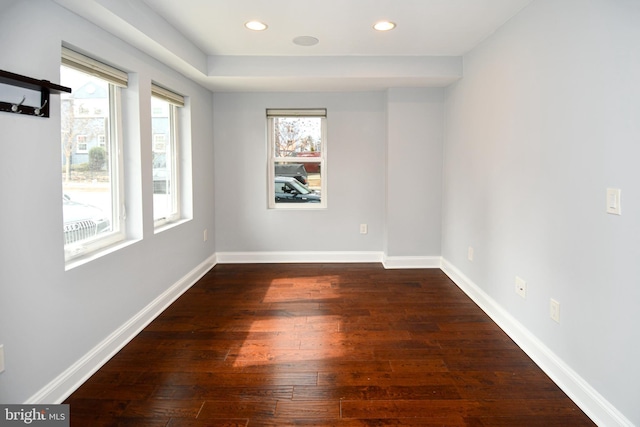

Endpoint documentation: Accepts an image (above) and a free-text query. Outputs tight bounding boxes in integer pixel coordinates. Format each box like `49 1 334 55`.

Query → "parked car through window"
274 176 321 203
63 195 111 245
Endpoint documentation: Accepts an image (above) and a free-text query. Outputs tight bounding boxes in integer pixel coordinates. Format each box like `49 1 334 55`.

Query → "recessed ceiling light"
245 20 268 31
293 36 319 46
373 21 396 31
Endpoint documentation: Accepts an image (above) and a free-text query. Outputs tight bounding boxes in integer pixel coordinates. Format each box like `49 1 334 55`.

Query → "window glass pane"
273 163 322 204
152 96 178 223
268 111 326 209
61 66 117 256
272 117 322 158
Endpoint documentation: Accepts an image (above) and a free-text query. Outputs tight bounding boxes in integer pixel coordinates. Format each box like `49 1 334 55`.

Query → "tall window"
267 109 327 209
151 84 184 226
60 47 127 262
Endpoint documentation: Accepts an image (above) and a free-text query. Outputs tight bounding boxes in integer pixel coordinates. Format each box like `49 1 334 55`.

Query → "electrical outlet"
0 344 5 374
515 276 526 299
467 247 474 261
203 229 208 242
360 224 368 234
550 299 560 323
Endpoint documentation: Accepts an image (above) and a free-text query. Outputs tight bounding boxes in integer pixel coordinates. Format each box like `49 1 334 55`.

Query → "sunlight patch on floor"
231 274 346 368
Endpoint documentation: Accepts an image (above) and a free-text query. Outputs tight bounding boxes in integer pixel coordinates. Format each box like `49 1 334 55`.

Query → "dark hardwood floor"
64 263 595 426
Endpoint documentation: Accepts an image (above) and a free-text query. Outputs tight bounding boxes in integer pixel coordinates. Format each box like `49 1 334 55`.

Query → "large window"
267 109 327 209
151 84 184 227
60 47 127 261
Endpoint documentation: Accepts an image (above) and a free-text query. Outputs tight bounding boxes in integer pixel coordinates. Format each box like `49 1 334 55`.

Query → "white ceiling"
142 0 531 57
54 0 534 92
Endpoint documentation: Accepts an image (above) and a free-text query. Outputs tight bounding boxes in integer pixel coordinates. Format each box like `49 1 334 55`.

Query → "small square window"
153 134 166 152
76 136 88 153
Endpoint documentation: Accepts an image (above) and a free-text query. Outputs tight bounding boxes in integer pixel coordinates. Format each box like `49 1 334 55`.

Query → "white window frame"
61 47 127 263
267 109 327 209
151 83 184 228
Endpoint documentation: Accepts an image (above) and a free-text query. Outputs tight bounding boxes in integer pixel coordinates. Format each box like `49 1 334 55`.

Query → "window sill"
269 204 327 210
64 237 141 271
154 217 191 234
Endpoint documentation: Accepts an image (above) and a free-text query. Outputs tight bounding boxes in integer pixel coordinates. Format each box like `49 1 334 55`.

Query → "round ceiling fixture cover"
293 36 319 46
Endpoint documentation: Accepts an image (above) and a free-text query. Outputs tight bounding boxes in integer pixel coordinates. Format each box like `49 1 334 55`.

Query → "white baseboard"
382 255 442 269
215 251 384 264
440 258 633 427
26 255 217 404
215 252 444 269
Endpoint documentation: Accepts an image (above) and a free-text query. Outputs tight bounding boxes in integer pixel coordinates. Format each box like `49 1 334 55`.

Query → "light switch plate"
606 188 621 215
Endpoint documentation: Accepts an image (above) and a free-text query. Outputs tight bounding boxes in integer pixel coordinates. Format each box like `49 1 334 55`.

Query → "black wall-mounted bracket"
0 69 71 118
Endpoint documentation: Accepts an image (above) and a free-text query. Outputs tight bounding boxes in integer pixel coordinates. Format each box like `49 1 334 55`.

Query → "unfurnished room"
0 0 638 425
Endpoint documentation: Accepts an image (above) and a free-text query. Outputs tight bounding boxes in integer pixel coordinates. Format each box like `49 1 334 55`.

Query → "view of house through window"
60 48 126 261
151 85 183 226
267 109 327 209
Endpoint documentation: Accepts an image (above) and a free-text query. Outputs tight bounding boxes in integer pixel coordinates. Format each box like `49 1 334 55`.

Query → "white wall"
213 90 445 262
385 88 443 259
0 0 215 402
213 92 387 254
442 0 640 424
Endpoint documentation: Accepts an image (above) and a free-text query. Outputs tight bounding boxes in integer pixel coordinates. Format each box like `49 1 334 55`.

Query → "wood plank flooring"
64 263 596 426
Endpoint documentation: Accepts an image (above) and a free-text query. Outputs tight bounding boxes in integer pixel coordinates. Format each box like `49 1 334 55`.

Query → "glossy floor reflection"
65 263 595 426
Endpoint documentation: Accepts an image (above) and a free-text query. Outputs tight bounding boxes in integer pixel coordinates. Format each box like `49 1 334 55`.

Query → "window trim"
151 84 183 227
267 108 327 209
61 51 127 263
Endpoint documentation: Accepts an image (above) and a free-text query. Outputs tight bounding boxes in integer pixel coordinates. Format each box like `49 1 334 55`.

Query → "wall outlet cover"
515 276 526 299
